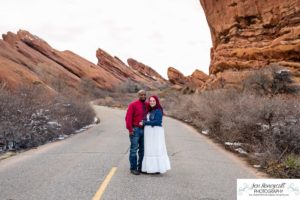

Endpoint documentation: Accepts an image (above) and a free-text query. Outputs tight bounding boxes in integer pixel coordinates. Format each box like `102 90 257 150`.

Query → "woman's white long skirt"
142 126 171 173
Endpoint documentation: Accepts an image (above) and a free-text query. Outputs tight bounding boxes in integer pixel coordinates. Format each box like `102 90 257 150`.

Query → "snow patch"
225 142 242 146
75 124 95 133
94 117 100 124
235 148 248 155
47 121 61 127
276 69 290 73
201 129 209 135
58 135 68 140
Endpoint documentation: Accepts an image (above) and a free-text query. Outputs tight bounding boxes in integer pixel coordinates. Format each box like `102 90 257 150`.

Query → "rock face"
96 49 167 88
127 58 166 84
2 30 121 91
190 69 210 86
0 30 166 96
200 0 300 83
167 67 209 89
0 35 54 92
167 67 187 85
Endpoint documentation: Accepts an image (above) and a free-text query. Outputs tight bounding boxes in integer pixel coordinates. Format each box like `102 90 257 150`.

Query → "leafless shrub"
271 69 296 94
48 94 95 136
79 77 110 99
0 85 95 151
182 86 196 94
115 79 149 93
48 74 110 100
94 95 133 109
243 64 298 95
152 82 170 91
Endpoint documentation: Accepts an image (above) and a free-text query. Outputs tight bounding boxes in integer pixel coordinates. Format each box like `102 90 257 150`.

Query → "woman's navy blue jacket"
144 109 163 127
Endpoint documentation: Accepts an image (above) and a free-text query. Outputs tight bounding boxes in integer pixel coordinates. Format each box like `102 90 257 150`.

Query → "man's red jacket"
125 99 148 133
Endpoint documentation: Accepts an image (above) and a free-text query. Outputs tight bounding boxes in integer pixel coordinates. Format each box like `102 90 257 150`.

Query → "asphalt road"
0 106 263 200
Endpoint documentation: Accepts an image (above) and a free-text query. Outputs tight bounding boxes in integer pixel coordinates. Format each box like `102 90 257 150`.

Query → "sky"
0 0 212 78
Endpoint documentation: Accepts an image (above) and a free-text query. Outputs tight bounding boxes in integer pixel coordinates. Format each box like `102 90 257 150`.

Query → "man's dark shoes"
130 170 140 175
138 169 147 174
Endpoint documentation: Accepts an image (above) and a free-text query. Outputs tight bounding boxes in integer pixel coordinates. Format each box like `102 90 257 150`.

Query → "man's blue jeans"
129 127 144 171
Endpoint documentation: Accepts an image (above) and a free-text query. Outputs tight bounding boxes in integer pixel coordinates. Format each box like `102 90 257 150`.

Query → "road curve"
0 106 262 200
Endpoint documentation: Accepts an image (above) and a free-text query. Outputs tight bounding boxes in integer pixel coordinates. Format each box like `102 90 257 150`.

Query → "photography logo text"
237 179 300 200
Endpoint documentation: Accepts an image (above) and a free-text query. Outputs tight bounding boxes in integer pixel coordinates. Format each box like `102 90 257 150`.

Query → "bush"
79 78 110 99
0 85 95 151
114 79 150 93
242 64 298 95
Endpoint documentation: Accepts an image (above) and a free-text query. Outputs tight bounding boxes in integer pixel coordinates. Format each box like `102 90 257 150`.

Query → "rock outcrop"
190 69 210 87
167 67 209 89
96 49 167 88
0 30 166 96
167 67 187 85
127 58 166 84
200 0 300 84
0 35 54 92
2 30 121 91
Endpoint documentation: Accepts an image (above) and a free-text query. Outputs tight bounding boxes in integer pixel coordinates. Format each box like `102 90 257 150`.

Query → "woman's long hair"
147 95 163 115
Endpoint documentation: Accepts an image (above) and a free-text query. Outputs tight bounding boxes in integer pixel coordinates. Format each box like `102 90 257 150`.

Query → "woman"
139 96 171 174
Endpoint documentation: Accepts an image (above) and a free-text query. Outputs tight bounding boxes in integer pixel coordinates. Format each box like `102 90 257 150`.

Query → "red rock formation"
0 29 168 95
167 67 187 85
200 0 300 82
167 67 209 88
0 38 54 92
190 69 210 87
127 58 166 84
2 31 80 91
96 49 167 88
2 30 121 90
96 48 139 81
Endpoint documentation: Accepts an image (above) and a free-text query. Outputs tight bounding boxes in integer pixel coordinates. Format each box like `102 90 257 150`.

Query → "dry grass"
163 89 300 177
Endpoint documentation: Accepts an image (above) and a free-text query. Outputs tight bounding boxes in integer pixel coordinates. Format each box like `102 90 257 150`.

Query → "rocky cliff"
167 67 209 89
127 58 166 84
0 30 166 96
96 49 167 88
200 0 300 83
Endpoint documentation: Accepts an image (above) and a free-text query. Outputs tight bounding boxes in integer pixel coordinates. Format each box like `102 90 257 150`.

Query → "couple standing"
125 90 171 175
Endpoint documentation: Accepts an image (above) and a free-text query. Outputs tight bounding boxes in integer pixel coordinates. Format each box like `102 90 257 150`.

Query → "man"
125 90 147 175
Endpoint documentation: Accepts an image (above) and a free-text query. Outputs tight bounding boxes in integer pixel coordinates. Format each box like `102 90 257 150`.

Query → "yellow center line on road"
92 167 117 200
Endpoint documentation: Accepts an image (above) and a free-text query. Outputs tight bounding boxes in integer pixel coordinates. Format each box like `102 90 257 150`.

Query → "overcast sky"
0 0 212 78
